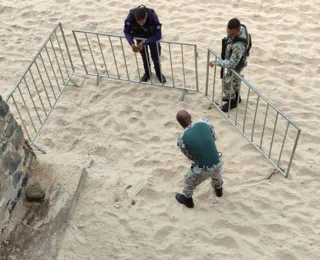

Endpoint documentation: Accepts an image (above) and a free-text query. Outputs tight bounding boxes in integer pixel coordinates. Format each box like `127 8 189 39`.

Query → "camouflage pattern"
214 25 248 99
177 118 223 198
183 162 223 198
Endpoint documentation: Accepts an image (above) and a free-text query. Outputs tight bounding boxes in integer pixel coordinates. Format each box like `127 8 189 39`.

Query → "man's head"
135 6 147 25
176 110 192 129
227 18 241 38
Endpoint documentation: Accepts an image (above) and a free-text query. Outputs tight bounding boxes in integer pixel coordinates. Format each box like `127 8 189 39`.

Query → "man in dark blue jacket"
124 5 166 83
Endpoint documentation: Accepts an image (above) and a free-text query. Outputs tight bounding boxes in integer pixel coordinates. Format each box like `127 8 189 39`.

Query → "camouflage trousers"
183 162 223 198
223 67 244 99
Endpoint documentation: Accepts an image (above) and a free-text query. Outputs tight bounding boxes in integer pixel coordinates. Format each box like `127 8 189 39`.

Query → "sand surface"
0 0 320 259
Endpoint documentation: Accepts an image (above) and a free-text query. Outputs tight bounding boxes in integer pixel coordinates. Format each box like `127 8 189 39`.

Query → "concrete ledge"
0 155 87 260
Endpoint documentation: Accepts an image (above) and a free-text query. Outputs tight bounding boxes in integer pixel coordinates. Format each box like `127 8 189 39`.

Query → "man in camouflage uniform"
209 18 251 112
175 110 223 208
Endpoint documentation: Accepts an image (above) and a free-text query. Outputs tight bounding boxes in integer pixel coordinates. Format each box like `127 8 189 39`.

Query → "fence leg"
96 73 101 87
180 89 187 102
32 142 46 154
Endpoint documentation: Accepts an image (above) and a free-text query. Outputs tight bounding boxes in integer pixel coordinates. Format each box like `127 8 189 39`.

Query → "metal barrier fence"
205 48 301 178
5 23 77 153
72 29 199 100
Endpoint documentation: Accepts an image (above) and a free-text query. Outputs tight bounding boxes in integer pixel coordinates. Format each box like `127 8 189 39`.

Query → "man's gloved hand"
131 44 139 53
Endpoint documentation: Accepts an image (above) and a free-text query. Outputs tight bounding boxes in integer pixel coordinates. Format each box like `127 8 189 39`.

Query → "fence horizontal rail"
205 48 301 178
72 29 199 99
5 23 76 153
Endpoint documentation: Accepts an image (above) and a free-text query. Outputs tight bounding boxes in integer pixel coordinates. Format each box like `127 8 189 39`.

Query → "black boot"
220 92 240 112
140 73 150 82
175 193 194 208
215 187 223 197
156 72 166 84
222 95 241 103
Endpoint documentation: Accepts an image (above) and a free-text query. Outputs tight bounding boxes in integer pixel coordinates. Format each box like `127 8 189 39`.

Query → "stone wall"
0 95 36 231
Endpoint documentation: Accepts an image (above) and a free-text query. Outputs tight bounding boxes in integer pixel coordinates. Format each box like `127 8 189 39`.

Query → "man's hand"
209 59 223 67
131 44 139 53
137 41 144 51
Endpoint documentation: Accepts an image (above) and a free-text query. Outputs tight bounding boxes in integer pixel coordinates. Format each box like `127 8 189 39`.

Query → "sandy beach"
1 0 320 259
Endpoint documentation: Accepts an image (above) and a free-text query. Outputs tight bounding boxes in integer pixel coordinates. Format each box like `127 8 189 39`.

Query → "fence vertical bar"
73 31 88 74
268 112 279 159
260 103 269 149
221 67 225 106
54 31 69 76
277 121 290 167
286 129 301 177
23 78 42 124
144 45 153 84
251 95 260 141
243 88 251 133
45 46 61 93
212 65 217 102
134 52 141 81
95 35 108 78
168 43 175 87
108 36 120 79
227 72 234 118
34 60 56 107
85 32 99 76
235 80 242 126
120 37 130 80
17 86 37 134
181 44 187 89
12 95 32 142
49 38 65 86
205 49 210 97
194 45 199 91
29 68 52 109
156 42 164 86
39 53 57 100
60 24 75 72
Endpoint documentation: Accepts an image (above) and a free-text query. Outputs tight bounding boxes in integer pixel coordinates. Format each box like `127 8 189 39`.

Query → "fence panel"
72 30 199 97
5 23 76 153
205 48 301 178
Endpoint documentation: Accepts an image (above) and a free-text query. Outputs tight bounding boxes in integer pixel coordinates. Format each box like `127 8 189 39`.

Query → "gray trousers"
183 162 223 198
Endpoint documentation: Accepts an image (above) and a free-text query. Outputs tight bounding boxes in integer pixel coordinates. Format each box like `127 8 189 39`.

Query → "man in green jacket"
175 110 223 208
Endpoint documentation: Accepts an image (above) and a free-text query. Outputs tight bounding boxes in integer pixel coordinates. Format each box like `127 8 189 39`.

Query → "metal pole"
29 68 52 109
277 121 290 167
144 44 153 84
181 44 187 89
39 53 57 100
23 78 42 124
54 31 69 76
108 36 120 78
12 95 32 142
34 60 55 109
73 31 88 74
49 38 65 85
235 79 242 126
134 52 141 81
227 73 234 118
17 86 37 134
285 129 301 177
260 103 269 149
168 43 175 87
194 45 199 92
60 24 75 72
205 49 210 97
85 32 99 76
45 46 62 93
120 37 130 80
212 65 217 102
251 95 260 141
221 67 225 106
97 35 109 77
268 112 279 159
243 88 251 133
156 42 164 86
